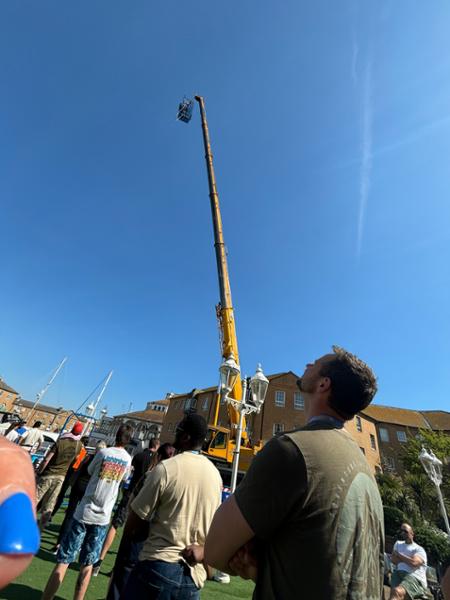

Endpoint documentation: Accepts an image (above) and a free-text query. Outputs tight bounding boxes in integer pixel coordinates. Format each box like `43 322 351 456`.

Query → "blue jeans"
121 560 200 600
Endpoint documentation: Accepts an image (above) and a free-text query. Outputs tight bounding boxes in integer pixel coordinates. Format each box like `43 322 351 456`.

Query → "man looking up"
121 413 222 600
205 346 385 600
389 523 428 600
42 424 132 600
93 437 161 575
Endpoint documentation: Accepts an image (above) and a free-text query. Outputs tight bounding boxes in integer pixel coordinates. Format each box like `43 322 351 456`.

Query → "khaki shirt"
132 451 222 588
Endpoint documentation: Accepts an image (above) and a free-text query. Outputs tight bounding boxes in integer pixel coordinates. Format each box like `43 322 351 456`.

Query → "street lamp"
219 354 240 397
219 360 269 493
419 447 450 538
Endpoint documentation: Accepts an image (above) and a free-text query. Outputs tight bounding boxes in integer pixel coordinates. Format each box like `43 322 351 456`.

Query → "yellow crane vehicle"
178 96 267 483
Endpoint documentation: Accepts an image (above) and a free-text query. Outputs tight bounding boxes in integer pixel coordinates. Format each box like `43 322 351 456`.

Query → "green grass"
0 510 254 600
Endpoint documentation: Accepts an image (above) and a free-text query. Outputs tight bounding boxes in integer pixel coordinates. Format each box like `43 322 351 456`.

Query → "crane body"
180 96 263 480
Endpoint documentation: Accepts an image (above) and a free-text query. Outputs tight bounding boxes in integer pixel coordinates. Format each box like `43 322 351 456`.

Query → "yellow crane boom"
194 95 246 439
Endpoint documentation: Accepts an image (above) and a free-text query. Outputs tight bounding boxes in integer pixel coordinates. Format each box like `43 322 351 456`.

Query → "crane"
178 96 263 479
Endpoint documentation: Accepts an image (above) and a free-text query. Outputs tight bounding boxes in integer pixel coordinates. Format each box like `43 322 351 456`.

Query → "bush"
414 524 450 566
384 505 407 537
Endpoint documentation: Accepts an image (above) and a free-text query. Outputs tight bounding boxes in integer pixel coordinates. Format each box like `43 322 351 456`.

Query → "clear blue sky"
1 1 450 416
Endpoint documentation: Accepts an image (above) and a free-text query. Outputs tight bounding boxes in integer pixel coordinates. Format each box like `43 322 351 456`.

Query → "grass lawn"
0 510 254 600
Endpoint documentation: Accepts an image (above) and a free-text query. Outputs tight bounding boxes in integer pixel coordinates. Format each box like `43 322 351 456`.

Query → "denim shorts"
57 518 108 566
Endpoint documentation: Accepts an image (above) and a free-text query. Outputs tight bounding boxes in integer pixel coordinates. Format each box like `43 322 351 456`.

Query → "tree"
400 428 450 525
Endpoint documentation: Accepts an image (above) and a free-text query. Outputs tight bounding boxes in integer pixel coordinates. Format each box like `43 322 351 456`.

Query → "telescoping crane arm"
194 96 246 441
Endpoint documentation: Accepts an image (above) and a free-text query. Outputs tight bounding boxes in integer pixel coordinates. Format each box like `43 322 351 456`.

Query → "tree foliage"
376 429 450 564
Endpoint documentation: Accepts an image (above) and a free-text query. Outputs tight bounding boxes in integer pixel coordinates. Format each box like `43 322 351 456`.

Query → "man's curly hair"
319 345 378 420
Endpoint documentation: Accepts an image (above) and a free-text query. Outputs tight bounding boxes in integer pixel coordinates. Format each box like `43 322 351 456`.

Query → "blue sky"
1 1 450 416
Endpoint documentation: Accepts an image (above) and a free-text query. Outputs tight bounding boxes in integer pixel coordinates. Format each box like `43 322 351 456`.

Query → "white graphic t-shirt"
75 446 131 526
393 541 428 587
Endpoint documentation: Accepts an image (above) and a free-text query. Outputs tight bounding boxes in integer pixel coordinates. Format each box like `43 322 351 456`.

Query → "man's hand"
182 544 204 566
228 541 258 582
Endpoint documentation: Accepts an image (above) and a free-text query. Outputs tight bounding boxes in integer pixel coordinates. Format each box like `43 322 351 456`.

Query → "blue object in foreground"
0 492 40 554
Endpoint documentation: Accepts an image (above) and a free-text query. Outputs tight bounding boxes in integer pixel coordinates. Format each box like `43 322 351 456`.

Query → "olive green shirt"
235 422 384 600
45 437 83 477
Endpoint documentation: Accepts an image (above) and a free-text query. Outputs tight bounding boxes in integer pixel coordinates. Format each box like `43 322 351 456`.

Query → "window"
210 431 226 449
168 423 173 432
355 416 362 432
191 397 197 409
275 391 285 407
202 396 209 411
273 423 285 436
184 399 191 411
360 447 365 455
294 392 304 410
370 434 376 450
397 430 407 443
379 427 389 442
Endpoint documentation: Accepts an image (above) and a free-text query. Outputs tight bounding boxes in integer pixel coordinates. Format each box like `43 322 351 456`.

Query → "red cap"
72 422 83 435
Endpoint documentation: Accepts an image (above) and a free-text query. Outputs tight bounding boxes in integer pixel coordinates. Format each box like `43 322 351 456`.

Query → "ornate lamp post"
219 359 269 493
419 447 450 538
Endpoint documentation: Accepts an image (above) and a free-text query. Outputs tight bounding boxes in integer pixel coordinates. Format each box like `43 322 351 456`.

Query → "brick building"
361 405 450 473
97 399 169 449
11 398 75 432
0 378 20 413
160 372 382 474
0 378 74 432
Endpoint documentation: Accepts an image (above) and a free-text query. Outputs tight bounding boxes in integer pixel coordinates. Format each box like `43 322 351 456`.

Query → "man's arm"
204 496 255 573
394 551 425 568
206 436 306 577
18 431 29 446
87 450 103 475
130 464 166 523
37 451 55 475
122 507 150 543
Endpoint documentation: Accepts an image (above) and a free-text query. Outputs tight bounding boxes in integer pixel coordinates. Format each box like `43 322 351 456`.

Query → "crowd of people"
1 346 450 599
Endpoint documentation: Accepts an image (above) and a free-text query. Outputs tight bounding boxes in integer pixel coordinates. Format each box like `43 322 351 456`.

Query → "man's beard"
297 376 314 394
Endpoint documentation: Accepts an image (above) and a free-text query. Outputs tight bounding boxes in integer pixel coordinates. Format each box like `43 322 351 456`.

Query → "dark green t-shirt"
235 422 384 600
45 437 83 477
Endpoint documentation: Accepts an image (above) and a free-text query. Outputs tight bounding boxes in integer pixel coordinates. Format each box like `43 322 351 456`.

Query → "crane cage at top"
177 97 194 123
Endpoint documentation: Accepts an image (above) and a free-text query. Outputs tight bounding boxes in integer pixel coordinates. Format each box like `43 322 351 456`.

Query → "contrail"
357 61 373 260
351 36 359 86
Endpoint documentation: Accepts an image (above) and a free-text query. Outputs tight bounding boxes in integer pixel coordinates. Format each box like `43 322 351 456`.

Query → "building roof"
113 408 166 424
0 379 18 394
147 399 170 406
361 405 450 431
15 399 68 416
419 411 450 431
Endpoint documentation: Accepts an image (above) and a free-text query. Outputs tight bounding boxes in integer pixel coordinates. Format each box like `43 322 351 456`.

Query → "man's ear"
318 376 331 392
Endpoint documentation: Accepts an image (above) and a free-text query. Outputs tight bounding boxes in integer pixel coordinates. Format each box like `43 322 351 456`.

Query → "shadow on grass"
1 583 64 600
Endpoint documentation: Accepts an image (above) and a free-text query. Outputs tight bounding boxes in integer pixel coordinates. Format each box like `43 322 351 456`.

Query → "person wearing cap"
35 422 84 531
204 346 385 600
121 413 222 600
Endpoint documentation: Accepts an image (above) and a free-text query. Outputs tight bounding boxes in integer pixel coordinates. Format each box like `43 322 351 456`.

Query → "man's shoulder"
413 542 427 555
166 452 220 478
100 446 131 462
